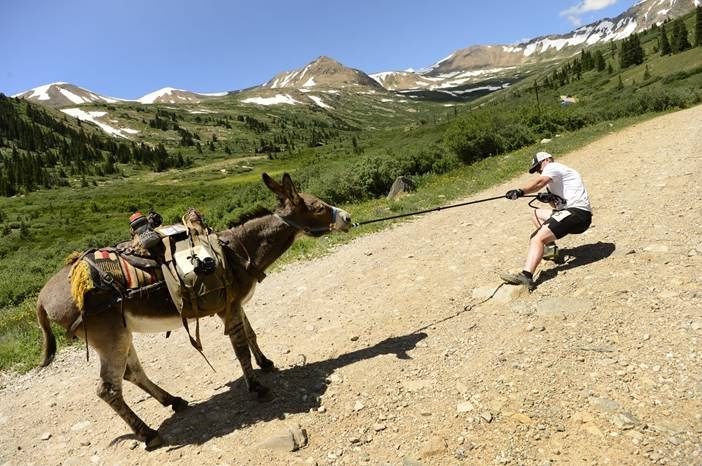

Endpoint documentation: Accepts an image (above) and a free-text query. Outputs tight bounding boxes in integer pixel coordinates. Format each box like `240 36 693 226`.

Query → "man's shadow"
537 241 615 285
157 331 428 447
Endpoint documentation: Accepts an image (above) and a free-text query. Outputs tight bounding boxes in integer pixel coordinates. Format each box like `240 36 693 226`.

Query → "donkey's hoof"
143 430 164 451
170 397 189 412
258 357 277 372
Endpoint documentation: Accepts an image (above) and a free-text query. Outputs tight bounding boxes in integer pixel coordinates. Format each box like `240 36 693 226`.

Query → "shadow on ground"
537 241 616 285
156 331 428 447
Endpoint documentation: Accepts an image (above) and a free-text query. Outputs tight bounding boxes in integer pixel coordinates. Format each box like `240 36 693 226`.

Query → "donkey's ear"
281 173 301 204
262 172 287 200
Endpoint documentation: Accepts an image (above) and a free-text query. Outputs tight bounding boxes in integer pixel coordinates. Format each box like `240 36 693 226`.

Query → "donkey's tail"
36 301 57 367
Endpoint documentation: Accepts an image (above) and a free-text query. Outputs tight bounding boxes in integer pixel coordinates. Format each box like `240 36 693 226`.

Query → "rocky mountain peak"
262 56 384 90
11 83 121 108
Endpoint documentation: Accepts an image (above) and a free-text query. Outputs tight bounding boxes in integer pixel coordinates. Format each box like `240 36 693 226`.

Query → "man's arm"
505 175 551 200
521 175 551 194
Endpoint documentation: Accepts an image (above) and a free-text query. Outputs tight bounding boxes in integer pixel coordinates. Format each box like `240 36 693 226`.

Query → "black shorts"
543 208 592 239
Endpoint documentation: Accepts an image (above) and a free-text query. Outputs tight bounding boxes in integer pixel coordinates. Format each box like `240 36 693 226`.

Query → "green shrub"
295 145 457 204
499 123 537 151
445 80 700 165
444 112 507 163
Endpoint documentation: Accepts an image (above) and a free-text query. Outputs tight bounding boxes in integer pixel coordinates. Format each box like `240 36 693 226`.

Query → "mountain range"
9 0 700 109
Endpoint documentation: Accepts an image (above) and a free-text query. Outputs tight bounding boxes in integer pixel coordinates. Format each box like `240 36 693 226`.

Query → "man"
500 151 592 291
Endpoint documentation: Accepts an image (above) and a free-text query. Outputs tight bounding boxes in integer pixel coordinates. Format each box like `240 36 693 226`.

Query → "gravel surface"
1 106 701 466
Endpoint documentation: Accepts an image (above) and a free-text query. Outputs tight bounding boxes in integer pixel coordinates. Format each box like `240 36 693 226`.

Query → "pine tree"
631 33 644 65
580 49 594 71
620 36 636 68
673 18 691 52
619 40 629 68
619 33 645 69
696 6 702 47
594 50 606 71
670 19 685 53
660 24 672 55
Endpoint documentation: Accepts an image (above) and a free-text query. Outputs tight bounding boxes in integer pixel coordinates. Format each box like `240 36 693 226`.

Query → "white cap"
529 151 553 174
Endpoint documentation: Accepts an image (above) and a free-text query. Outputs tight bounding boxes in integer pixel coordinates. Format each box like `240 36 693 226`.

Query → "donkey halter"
274 206 339 234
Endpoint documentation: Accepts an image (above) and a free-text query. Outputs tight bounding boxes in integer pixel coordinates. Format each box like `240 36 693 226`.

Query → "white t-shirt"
541 162 591 212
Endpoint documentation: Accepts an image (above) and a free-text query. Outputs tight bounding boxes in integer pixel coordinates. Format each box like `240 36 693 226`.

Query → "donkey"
36 173 351 449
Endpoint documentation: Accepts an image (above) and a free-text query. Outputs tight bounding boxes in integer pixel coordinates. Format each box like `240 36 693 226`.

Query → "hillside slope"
1 105 701 465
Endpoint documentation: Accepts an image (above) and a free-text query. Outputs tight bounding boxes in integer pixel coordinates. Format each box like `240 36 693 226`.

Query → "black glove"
536 192 554 203
505 189 524 200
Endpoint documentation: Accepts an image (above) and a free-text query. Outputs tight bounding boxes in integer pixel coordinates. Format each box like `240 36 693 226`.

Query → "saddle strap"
222 237 266 283
181 316 216 372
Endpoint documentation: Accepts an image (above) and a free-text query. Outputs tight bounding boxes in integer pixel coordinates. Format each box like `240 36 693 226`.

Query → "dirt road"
1 106 701 465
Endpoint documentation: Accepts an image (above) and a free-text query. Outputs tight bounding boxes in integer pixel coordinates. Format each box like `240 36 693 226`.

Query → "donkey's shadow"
157 331 427 447
537 241 616 285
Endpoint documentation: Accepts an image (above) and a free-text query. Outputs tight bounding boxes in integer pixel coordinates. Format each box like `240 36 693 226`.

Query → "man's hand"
536 192 554 203
505 189 524 200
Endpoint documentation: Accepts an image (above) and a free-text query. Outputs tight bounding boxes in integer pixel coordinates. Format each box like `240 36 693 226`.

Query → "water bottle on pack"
129 211 161 250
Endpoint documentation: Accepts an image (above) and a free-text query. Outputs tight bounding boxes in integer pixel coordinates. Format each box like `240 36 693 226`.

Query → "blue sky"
1 0 631 99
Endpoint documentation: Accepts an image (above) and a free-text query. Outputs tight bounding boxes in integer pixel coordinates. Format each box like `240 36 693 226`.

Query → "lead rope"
411 283 506 335
353 195 537 227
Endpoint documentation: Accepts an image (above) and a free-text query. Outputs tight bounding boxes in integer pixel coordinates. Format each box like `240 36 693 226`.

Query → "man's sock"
522 270 533 279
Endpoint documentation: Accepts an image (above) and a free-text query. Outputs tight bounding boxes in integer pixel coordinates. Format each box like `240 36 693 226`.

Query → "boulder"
387 176 416 200
258 424 308 452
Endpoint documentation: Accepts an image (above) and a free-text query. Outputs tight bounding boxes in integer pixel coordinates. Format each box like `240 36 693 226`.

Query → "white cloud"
561 0 619 26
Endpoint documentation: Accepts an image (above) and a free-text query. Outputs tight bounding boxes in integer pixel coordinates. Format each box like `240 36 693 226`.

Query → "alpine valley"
0 0 701 371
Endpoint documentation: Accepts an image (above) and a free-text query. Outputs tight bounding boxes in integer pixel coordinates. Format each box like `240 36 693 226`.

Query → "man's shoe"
499 271 536 291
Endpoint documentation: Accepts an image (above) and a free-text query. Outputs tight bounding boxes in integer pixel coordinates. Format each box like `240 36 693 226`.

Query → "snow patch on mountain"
429 53 455 70
369 71 394 83
138 87 183 104
453 85 504 94
134 87 222 104
268 71 302 89
61 108 138 138
428 67 513 88
59 88 88 105
241 94 301 106
25 83 65 100
308 95 332 109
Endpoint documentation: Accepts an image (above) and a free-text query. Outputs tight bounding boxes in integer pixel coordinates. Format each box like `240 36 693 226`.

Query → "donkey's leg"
222 306 270 399
86 323 162 449
123 343 188 412
242 311 275 371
